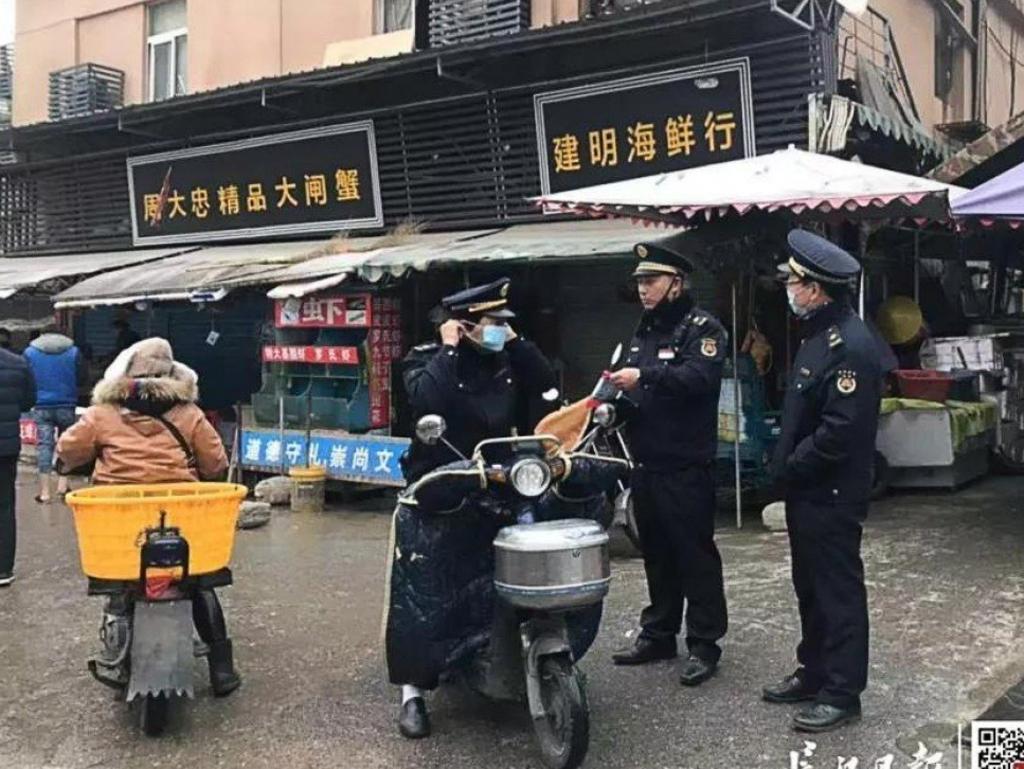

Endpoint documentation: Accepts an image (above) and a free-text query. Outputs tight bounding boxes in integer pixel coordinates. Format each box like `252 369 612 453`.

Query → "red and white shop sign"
19 418 38 445
263 346 360 365
274 294 372 328
368 296 403 429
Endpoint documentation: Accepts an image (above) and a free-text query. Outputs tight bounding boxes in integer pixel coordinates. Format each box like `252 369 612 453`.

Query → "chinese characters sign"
368 296 403 429
239 429 408 486
534 58 755 195
274 295 371 329
127 121 384 246
262 346 360 365
19 418 37 445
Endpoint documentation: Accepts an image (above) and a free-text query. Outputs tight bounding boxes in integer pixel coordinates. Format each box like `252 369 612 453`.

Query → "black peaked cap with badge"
633 232 696 277
781 229 861 285
441 277 516 320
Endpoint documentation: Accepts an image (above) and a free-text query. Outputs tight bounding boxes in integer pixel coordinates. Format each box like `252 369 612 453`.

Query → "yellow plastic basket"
65 483 247 580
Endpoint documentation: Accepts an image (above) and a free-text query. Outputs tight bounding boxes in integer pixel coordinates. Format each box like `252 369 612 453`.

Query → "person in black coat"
0 348 36 585
399 278 559 484
763 230 882 733
391 277 559 740
607 234 729 688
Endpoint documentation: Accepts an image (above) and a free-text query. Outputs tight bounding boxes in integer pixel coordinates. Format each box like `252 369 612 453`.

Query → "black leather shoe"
679 654 717 687
762 670 820 704
793 702 861 733
612 638 677 666
399 697 431 739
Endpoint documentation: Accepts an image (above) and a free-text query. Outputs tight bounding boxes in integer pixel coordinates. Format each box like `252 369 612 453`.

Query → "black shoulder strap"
151 413 197 469
671 312 694 347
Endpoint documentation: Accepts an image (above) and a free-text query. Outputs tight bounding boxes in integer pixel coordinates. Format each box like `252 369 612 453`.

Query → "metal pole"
858 226 868 318
914 230 921 304
278 396 285 476
732 281 742 529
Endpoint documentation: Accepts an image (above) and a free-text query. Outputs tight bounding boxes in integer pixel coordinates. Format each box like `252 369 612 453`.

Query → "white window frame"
147 26 187 102
375 0 413 35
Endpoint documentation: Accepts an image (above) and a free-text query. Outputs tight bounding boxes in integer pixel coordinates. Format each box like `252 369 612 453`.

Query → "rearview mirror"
415 415 447 445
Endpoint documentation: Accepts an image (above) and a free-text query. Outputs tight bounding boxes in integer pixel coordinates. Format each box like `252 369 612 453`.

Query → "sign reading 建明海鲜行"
127 121 383 246
534 58 756 196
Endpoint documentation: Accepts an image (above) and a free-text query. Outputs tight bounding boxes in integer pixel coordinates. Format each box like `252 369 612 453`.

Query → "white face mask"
787 286 811 318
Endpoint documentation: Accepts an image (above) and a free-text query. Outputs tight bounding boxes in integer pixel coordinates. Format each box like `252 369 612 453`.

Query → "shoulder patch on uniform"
836 369 857 395
700 338 718 358
827 325 844 349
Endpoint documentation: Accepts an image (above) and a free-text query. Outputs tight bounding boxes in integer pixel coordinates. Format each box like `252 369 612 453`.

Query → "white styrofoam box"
920 334 1009 372
876 410 955 466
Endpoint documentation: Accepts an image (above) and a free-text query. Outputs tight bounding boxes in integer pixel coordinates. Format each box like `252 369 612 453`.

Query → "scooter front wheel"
138 693 170 736
532 656 589 769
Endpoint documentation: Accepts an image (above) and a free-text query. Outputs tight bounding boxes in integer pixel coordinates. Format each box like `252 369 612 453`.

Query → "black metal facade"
0 6 830 256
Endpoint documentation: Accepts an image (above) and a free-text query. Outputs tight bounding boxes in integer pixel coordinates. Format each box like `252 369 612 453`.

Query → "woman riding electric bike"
56 337 242 698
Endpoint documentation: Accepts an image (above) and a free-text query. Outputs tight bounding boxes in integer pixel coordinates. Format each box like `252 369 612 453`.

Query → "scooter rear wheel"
139 693 170 736
533 656 589 769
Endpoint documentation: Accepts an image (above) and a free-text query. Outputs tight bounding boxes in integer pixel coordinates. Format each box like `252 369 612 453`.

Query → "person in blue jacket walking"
23 327 87 503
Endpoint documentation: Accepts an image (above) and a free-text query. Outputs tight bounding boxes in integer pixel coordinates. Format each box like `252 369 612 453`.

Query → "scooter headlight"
509 457 552 498
593 403 617 428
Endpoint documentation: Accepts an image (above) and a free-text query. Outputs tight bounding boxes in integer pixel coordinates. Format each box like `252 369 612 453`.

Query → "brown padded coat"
56 372 227 485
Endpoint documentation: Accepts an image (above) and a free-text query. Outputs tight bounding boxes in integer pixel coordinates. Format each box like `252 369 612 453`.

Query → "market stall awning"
52 240 371 308
949 160 1024 227
0 247 191 299
353 220 672 282
536 147 967 226
929 110 1024 186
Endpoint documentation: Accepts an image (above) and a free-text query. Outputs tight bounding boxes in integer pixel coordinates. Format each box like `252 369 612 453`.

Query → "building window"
148 0 187 102
376 0 414 34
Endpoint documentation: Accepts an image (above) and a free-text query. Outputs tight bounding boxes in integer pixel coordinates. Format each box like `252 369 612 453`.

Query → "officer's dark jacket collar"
642 292 694 331
456 336 508 371
799 300 852 339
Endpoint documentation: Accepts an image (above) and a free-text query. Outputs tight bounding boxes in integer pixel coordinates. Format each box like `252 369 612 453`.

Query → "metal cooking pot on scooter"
494 519 610 611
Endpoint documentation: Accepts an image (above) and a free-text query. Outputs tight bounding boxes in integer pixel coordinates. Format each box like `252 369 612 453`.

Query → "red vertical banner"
368 295 403 429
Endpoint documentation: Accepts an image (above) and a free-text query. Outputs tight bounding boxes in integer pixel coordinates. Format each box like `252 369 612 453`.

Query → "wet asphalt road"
2 470 1024 768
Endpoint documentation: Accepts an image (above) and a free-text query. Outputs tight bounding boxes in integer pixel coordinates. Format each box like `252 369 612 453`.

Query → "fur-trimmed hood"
92 337 199 407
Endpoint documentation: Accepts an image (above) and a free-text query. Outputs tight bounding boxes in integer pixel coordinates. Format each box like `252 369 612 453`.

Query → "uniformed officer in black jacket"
395 277 558 738
609 234 729 687
763 229 882 733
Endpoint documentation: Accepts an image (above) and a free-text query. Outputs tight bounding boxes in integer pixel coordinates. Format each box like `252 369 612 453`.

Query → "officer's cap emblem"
500 282 509 298
700 338 717 358
636 244 648 258
836 370 857 395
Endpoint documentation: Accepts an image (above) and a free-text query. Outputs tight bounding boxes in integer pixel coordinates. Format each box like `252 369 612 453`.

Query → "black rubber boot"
207 639 241 697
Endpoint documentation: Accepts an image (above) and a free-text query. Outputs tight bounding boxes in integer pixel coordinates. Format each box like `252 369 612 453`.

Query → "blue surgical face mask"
481 324 507 352
787 285 811 318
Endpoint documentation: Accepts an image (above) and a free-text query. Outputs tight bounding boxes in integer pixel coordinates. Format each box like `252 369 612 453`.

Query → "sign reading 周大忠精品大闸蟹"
534 58 756 196
128 121 383 246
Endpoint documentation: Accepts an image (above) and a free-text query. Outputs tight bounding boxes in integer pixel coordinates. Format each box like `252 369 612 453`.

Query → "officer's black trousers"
633 465 727 662
785 497 869 708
